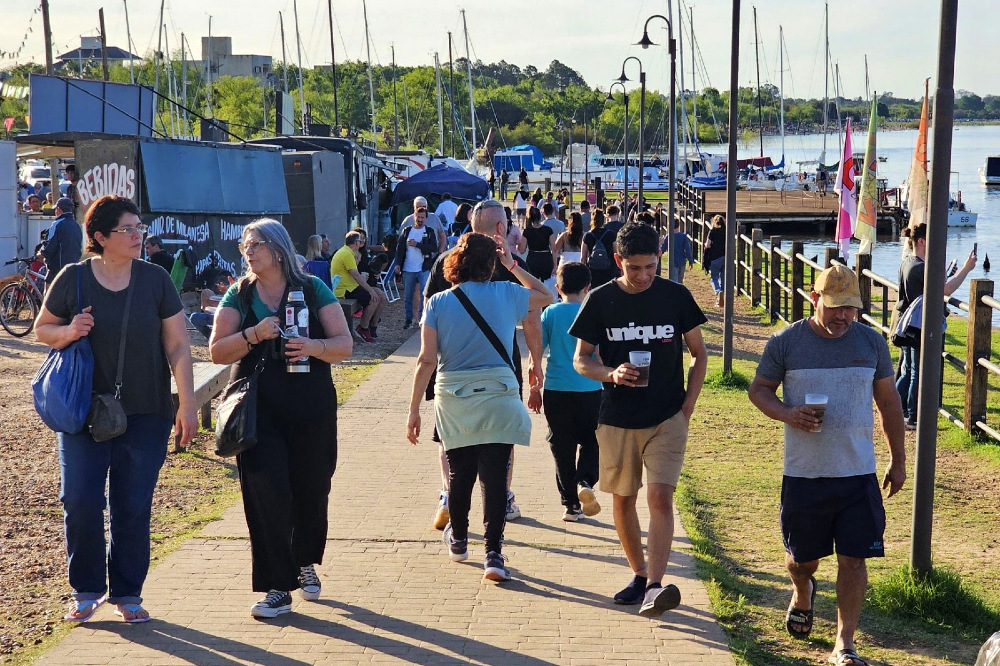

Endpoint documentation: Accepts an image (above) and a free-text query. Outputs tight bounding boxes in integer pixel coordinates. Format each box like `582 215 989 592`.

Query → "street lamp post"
619 57 646 219
607 83 629 206
638 14 677 278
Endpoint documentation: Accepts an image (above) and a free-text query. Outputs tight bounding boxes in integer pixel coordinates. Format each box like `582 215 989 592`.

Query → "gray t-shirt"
755 319 894 479
43 259 183 420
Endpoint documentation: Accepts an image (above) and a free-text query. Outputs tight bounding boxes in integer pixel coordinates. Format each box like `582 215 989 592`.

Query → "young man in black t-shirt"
570 223 708 618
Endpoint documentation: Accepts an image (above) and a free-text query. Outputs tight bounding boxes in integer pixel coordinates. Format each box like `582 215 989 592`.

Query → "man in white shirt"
394 206 439 328
542 202 565 236
433 192 459 233
401 195 447 254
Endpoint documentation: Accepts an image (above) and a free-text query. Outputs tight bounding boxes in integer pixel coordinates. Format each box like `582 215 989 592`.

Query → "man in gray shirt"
748 264 905 666
541 202 565 237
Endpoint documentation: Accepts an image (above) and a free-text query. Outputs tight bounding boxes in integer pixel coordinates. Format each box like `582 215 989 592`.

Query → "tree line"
3 57 998 158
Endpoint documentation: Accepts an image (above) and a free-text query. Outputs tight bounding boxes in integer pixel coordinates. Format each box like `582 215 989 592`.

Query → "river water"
700 125 1000 312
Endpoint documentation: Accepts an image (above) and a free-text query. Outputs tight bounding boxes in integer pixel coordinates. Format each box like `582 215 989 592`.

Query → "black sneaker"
483 551 511 582
613 575 647 605
442 523 468 562
403 320 412 330
369 326 378 339
250 590 292 618
562 505 584 522
639 583 681 617
298 565 321 601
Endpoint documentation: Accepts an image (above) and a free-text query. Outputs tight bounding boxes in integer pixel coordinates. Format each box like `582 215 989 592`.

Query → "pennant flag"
833 118 857 263
3 118 13 133
855 97 879 255
906 80 930 228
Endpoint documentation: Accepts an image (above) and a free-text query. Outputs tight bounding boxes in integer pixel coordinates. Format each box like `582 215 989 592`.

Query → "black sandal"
785 575 816 639
830 648 869 665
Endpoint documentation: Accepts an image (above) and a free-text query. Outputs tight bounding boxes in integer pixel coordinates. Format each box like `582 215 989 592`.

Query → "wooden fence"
674 181 1000 443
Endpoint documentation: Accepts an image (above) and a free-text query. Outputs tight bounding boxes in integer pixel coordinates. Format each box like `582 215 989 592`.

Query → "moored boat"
980 155 1000 185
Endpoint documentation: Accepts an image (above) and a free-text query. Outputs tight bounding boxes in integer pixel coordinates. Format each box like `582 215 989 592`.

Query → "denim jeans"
709 256 726 293
58 414 172 604
402 269 429 322
896 344 920 423
190 312 214 339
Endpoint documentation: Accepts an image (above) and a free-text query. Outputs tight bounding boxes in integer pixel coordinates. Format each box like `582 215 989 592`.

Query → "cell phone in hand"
973 242 978 256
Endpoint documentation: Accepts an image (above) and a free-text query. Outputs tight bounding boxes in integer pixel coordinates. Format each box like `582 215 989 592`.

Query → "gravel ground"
0 288 416 660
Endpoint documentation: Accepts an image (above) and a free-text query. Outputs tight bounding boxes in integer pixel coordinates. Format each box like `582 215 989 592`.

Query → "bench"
340 298 364 341
171 361 231 451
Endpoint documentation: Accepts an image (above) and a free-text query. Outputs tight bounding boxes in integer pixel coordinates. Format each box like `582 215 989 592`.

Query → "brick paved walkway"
37 333 734 665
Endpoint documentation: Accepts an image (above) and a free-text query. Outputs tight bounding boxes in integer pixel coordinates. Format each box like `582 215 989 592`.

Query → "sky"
2 0 997 101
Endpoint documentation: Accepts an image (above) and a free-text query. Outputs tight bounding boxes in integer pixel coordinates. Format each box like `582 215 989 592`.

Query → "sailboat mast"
123 0 135 84
363 0 376 145
753 6 763 158
292 0 306 132
677 0 688 172
328 0 339 129
279 12 288 94
392 45 399 150
154 0 164 100
181 33 189 137
779 26 785 164
435 53 445 154
403 78 411 147
690 7 697 149
462 9 476 155
163 25 176 138
448 32 455 158
835 62 843 159
822 0 828 164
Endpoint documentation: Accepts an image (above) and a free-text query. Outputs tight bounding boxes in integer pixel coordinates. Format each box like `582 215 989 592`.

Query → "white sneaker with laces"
251 590 292 618
298 565 321 601
505 492 521 521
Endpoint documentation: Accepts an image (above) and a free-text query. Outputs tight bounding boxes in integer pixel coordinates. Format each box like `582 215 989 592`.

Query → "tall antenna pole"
462 9 476 155
123 0 135 83
327 0 339 129
363 0 377 145
293 0 306 132
448 32 455 158
435 53 445 154
206 14 214 118
40 0 53 75
392 45 400 150
279 12 289 94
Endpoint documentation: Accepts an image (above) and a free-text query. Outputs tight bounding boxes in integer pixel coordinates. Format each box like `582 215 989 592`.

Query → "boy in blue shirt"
537 262 603 521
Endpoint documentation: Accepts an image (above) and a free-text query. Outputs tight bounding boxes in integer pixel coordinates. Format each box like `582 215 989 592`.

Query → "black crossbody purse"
87 262 135 442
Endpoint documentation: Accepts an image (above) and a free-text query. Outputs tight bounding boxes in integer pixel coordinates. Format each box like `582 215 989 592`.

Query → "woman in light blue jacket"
407 232 550 582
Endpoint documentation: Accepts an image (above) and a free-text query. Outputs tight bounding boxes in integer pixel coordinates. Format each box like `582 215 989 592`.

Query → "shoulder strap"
451 286 516 375
113 262 137 399
76 263 84 314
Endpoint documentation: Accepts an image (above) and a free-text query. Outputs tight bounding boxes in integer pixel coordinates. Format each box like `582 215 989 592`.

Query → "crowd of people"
31 178 928 666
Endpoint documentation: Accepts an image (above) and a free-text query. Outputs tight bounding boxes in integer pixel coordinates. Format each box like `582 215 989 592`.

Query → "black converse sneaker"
298 565 321 601
250 590 292 618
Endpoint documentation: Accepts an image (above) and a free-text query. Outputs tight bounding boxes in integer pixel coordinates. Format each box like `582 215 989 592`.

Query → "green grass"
704 368 751 390
868 565 1000 639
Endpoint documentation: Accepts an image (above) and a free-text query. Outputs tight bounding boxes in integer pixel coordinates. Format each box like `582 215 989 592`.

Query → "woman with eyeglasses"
35 195 198 624
210 219 353 618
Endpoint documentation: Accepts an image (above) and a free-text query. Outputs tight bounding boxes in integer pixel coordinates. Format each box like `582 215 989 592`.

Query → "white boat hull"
980 167 1000 185
948 209 978 227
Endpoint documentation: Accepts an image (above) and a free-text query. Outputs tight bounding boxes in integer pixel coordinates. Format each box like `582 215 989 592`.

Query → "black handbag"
87 263 135 442
214 352 266 457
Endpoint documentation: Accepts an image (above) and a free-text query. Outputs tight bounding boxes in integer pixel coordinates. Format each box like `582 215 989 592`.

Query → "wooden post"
544 177 552 192
735 225 745 297
99 8 110 81
791 240 805 322
595 176 604 208
856 253 872 316
965 279 994 438
824 247 839 268
41 0 53 75
769 236 782 322
751 228 763 307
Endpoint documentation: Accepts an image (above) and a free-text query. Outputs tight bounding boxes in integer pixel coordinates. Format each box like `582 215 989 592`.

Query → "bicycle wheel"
0 283 37 337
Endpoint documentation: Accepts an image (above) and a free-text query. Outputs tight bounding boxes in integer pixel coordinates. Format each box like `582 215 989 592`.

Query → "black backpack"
588 228 612 271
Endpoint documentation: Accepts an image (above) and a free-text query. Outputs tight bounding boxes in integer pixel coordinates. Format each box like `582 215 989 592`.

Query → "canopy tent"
390 163 489 226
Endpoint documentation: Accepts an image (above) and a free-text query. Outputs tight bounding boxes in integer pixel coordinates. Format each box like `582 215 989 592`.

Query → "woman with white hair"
210 219 353 618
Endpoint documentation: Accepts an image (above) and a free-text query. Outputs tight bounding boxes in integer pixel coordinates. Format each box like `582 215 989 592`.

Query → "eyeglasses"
108 223 148 236
238 239 268 255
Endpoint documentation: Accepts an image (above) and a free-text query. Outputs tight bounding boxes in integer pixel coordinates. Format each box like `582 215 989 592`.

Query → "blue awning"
140 140 290 215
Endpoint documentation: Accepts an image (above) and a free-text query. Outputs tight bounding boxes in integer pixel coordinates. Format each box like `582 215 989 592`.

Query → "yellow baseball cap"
814 264 862 309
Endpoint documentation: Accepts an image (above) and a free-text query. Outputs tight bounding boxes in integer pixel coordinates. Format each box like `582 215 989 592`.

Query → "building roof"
56 46 141 62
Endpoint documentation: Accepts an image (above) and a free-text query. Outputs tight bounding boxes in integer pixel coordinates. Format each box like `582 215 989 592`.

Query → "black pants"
526 251 554 281
543 390 601 508
237 399 338 592
446 443 513 555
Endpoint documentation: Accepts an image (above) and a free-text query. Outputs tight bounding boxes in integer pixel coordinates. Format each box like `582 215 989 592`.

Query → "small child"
537 262 603 521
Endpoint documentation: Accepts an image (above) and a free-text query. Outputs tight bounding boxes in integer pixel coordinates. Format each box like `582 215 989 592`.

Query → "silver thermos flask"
284 290 310 373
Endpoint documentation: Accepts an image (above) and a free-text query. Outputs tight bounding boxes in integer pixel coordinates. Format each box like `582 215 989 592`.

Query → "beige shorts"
596 411 688 496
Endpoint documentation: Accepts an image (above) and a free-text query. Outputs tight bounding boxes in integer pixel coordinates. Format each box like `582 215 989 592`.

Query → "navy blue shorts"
780 474 886 563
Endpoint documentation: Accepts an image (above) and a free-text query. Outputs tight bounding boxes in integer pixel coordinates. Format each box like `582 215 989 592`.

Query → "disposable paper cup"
804 394 828 432
629 351 652 387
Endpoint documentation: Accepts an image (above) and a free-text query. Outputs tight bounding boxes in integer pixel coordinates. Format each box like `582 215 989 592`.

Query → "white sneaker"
578 482 601 517
433 492 450 531
298 565 321 601
505 493 521 521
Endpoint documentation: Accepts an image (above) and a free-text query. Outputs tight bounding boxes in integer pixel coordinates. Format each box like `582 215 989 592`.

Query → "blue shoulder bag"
32 266 94 434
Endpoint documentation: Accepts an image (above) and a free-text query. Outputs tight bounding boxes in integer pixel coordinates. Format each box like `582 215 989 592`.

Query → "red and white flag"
833 118 857 263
